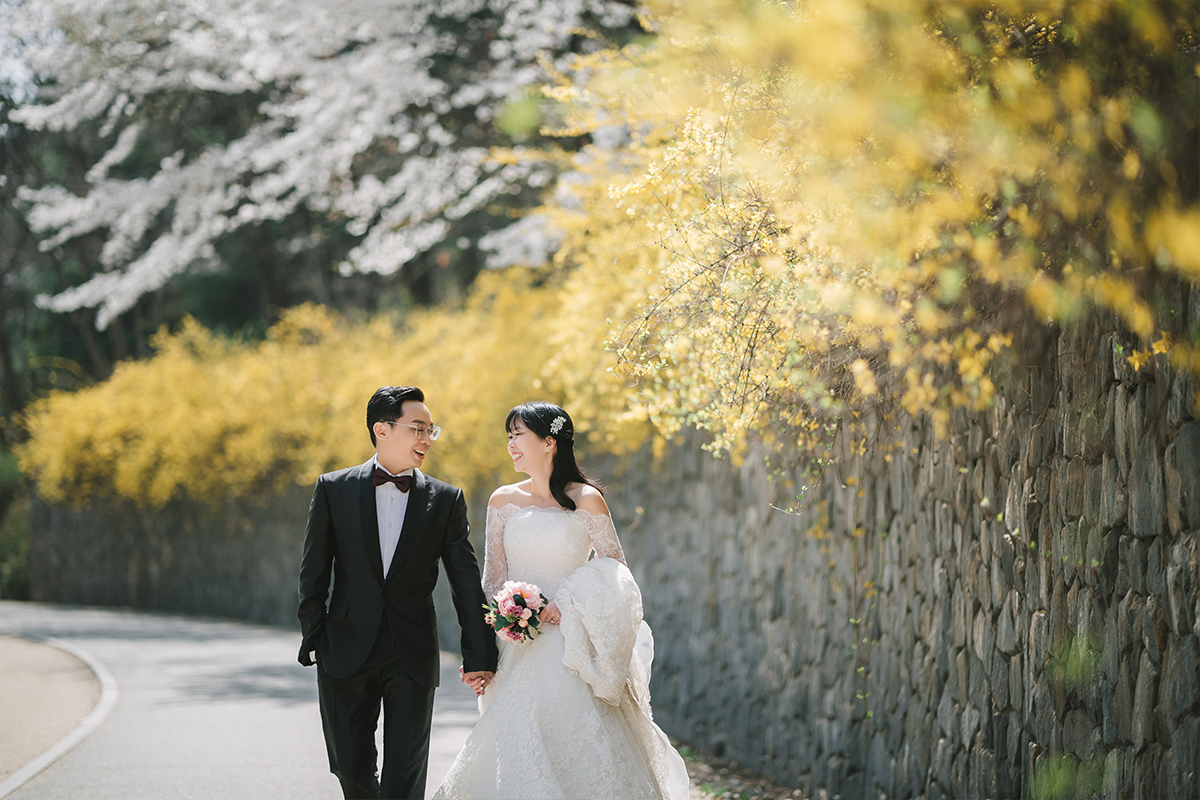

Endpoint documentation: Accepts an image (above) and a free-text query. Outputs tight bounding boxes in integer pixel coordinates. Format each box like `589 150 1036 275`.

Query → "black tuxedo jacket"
297 460 498 685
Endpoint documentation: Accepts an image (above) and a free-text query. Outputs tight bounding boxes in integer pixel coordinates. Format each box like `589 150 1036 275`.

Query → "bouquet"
483 581 549 643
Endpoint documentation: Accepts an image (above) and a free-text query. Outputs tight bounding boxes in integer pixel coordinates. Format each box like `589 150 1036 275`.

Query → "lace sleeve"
481 505 510 599
581 510 627 566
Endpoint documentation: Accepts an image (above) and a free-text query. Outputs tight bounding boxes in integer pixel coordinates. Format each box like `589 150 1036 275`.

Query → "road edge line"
0 636 119 798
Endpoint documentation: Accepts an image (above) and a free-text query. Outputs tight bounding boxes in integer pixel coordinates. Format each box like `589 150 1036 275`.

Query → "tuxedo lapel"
386 469 428 581
357 461 385 581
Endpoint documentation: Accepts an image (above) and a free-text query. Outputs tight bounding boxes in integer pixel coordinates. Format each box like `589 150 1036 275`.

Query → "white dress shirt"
373 456 413 579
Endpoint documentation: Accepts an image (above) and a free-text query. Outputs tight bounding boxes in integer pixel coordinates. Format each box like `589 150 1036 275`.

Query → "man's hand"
461 669 495 697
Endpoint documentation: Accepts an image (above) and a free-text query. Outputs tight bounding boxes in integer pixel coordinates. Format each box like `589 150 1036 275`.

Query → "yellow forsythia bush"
538 0 1200 454
18 270 645 508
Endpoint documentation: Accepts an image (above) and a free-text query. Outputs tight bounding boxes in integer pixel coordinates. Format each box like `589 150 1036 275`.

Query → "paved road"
0 601 481 800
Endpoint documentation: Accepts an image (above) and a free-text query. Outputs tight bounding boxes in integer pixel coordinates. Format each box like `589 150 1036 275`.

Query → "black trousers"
317 616 437 800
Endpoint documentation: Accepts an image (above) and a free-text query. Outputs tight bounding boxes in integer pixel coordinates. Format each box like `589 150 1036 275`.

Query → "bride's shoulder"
570 484 610 517
488 482 529 508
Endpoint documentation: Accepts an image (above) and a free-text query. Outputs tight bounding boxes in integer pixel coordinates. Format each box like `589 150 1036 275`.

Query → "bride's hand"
538 601 561 625
461 669 493 696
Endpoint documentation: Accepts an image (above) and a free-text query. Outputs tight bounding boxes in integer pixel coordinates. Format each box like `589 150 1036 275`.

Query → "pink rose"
510 582 538 601
518 619 528 627
520 608 533 620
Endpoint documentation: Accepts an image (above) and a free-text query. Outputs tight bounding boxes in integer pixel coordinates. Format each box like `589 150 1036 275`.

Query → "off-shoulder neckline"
489 502 610 520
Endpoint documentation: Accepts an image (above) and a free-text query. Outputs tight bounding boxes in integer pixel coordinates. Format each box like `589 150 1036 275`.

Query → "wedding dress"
433 504 690 800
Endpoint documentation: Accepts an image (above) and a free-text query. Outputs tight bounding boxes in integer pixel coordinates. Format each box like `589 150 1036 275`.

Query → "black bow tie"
373 468 412 492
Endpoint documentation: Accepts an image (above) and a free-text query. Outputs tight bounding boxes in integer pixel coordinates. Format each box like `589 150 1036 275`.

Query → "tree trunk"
109 312 128 363
0 315 22 415
72 309 111 380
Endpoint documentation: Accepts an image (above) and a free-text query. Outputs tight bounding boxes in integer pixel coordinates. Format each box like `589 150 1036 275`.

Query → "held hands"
538 600 561 625
459 602 559 696
460 668 494 697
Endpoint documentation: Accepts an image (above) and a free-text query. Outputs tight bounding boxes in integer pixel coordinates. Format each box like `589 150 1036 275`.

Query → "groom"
298 385 498 799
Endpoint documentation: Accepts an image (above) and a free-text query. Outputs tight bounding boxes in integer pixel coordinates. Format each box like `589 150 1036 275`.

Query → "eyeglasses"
387 420 442 441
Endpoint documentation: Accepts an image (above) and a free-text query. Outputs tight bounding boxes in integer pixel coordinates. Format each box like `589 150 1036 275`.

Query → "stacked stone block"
612 299 1199 798
29 488 468 654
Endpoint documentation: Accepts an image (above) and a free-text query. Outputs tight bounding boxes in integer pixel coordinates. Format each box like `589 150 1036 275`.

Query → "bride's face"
507 417 553 474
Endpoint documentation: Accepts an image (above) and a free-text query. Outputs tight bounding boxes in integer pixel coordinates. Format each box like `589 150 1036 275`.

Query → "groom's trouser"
317 615 436 800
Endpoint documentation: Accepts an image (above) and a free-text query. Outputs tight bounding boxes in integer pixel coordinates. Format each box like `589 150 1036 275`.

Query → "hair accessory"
549 416 566 435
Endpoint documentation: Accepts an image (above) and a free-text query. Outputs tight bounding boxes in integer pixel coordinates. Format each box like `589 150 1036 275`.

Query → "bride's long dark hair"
505 401 602 511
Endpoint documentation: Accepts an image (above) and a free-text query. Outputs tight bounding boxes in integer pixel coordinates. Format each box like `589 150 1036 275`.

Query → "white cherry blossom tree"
9 0 635 328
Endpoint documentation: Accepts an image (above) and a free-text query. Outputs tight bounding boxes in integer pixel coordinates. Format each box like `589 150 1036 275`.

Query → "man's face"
374 401 435 472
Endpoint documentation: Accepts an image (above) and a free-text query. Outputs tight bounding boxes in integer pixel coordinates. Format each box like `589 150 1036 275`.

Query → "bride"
433 402 690 800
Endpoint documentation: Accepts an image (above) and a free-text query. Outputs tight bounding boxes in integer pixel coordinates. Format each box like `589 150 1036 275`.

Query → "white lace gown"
432 504 690 800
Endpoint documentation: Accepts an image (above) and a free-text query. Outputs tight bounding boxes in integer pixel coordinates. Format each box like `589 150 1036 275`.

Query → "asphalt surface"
0 601 482 800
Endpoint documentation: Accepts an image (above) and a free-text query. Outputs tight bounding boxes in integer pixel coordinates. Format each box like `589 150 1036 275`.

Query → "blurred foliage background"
4 0 1199 597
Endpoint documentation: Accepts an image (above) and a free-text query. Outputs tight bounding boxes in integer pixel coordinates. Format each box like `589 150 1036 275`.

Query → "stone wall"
31 489 311 624
606 302 1200 798
29 486 468 653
